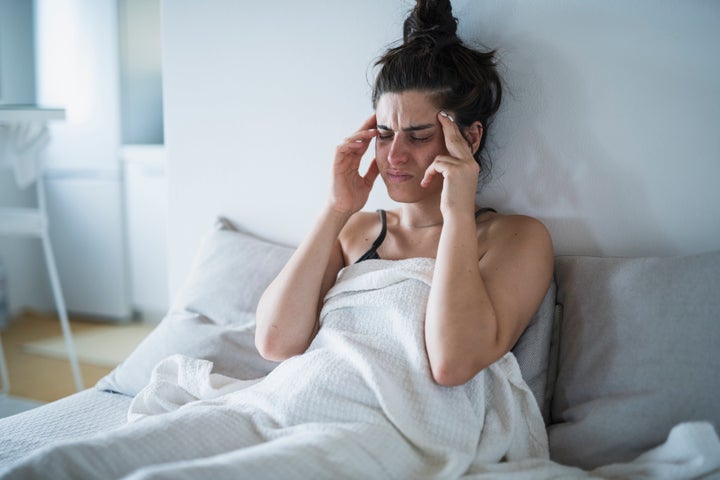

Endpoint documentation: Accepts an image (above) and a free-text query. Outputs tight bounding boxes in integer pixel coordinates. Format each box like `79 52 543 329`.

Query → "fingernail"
440 111 455 122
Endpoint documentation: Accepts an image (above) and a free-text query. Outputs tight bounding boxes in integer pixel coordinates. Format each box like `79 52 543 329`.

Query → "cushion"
96 218 294 396
548 251 720 469
511 280 557 424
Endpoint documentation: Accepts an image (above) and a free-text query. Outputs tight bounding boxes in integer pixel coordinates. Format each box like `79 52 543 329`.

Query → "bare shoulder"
478 213 554 271
480 213 551 245
340 210 380 239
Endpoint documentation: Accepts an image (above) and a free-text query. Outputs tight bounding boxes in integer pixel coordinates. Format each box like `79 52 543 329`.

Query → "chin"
383 180 441 204
385 186 425 204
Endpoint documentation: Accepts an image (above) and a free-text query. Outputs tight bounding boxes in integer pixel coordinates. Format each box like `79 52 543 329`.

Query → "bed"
1 217 718 478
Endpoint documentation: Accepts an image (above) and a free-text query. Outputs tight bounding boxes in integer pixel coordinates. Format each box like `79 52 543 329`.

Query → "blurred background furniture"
0 106 83 392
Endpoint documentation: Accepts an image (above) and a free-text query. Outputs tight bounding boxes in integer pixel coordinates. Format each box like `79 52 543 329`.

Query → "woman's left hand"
421 112 480 219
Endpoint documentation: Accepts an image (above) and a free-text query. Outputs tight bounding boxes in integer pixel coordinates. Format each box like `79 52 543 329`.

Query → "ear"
462 121 484 155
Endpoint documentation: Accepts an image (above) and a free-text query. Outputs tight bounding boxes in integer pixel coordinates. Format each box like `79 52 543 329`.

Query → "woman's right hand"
329 115 380 216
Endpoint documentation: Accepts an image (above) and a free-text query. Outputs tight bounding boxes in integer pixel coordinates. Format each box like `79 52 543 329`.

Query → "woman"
2 2 554 479
255 0 553 387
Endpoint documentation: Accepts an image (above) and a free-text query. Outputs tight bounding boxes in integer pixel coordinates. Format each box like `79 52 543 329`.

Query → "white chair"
0 110 84 393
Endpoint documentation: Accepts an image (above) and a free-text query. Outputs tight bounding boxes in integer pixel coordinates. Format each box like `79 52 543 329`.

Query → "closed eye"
376 132 394 141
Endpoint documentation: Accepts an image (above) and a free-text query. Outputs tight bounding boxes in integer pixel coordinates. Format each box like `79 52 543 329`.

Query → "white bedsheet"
2 258 719 479
0 389 131 469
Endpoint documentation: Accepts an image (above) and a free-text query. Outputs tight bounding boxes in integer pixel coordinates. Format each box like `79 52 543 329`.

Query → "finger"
363 158 380 186
439 110 456 124
337 130 377 156
336 141 369 155
358 114 377 131
346 128 377 144
421 161 442 188
438 111 472 157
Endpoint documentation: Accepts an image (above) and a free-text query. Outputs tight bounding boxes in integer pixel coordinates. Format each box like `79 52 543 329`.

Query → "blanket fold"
127 354 261 422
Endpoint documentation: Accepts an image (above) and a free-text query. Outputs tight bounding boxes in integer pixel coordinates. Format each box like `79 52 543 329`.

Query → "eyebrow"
376 123 435 132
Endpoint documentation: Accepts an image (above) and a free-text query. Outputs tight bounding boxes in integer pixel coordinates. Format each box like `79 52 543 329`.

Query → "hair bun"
403 0 459 45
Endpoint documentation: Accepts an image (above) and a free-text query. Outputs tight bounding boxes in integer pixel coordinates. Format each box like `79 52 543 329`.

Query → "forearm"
424 213 498 386
255 205 349 361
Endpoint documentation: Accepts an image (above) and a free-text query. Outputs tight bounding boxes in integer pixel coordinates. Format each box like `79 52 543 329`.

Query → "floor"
0 311 117 408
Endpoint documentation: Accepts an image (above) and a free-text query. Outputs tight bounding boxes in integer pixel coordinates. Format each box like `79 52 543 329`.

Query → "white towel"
0 122 50 188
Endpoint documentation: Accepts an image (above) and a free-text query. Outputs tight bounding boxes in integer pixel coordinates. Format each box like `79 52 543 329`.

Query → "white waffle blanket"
2 259 544 479
3 258 719 479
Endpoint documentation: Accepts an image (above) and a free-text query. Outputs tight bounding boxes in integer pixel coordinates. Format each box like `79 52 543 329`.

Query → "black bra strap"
475 207 497 218
354 209 387 263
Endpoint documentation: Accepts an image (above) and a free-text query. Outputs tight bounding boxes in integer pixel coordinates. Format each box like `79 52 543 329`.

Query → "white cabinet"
44 171 131 319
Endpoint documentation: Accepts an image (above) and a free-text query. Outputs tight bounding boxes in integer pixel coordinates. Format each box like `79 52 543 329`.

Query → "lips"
386 170 413 184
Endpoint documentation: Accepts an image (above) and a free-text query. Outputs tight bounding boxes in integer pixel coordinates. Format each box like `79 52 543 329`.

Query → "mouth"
385 170 413 184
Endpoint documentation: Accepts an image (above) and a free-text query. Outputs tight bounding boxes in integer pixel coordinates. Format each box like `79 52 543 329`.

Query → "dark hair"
372 0 502 177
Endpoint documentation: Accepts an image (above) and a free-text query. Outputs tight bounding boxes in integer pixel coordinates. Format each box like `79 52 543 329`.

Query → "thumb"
363 158 380 186
421 163 440 188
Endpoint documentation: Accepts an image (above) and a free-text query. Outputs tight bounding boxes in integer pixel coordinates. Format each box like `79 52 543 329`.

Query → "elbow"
254 304 291 362
429 357 481 387
255 329 280 362
254 327 292 363
254 322 313 363
429 350 501 387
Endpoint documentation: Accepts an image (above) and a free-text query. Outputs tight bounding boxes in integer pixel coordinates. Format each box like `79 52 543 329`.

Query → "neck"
397 198 483 229
403 217 444 229
398 198 445 229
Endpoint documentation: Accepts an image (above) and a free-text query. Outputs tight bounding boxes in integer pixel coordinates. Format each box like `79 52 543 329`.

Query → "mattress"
0 388 131 470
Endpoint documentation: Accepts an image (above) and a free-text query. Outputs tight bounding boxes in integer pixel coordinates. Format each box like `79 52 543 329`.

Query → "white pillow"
96 218 293 396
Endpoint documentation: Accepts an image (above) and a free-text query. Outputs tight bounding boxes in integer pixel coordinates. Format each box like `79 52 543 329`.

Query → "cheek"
375 142 389 160
419 143 445 165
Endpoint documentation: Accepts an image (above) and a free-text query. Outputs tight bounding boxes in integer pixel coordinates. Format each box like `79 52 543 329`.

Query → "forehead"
375 90 438 127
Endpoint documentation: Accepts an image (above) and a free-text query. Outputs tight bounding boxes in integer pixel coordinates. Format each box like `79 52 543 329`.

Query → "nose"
387 136 408 166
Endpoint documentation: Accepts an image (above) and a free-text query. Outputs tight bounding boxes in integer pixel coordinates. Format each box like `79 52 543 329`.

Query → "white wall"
162 1 720 297
470 1 720 257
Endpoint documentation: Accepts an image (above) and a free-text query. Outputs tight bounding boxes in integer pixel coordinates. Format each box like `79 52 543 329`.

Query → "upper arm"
320 238 345 307
480 216 554 351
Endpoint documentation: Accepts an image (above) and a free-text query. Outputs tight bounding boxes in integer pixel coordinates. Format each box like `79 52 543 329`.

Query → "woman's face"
374 90 448 203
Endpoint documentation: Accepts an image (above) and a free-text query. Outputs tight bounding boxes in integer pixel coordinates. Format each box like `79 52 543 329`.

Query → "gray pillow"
511 280 557 424
548 251 720 469
96 218 293 396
